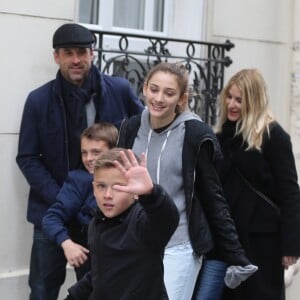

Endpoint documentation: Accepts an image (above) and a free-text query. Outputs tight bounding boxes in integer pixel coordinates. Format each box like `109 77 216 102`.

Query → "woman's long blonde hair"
216 69 275 151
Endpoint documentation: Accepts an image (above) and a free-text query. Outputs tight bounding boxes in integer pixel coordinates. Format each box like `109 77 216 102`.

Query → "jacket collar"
93 202 137 223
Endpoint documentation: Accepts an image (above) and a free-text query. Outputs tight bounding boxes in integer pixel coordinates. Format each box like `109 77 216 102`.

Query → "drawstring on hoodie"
145 129 172 184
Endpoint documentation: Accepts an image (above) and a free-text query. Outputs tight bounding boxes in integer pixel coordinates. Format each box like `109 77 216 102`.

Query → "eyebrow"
149 83 176 92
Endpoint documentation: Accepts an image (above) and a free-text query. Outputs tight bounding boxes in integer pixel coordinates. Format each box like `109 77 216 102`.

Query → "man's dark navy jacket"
16 66 144 228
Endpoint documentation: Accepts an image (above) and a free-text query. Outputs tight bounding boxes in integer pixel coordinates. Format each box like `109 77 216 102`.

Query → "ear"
89 48 94 61
177 92 189 111
92 181 96 197
142 82 148 97
53 50 59 64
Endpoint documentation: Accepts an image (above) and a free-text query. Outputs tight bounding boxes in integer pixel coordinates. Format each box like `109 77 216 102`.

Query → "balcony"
91 29 234 125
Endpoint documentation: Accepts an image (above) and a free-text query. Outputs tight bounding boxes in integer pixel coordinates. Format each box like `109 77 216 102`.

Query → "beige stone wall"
287 0 300 296
0 1 76 299
208 0 293 130
290 0 300 174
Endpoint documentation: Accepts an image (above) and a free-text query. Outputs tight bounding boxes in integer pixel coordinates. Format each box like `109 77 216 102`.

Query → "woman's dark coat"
218 121 300 300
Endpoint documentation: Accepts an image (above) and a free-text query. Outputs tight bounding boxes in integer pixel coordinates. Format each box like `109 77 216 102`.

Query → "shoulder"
25 80 55 110
269 121 290 139
22 80 55 116
28 80 55 99
262 121 293 158
119 114 141 134
66 169 93 185
185 119 215 137
67 169 92 179
101 73 131 89
184 119 222 160
265 121 291 147
118 114 141 147
124 114 141 127
185 119 220 146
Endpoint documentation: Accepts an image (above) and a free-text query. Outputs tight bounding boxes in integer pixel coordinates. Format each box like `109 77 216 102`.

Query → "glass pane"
153 0 164 31
113 0 145 29
78 0 99 24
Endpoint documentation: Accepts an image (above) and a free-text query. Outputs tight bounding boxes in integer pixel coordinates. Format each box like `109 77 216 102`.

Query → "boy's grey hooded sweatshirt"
132 108 201 247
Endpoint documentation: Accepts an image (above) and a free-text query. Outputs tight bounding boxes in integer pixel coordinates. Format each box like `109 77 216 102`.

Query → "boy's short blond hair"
94 148 139 172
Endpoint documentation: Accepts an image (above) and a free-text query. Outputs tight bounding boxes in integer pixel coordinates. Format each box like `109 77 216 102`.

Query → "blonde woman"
216 69 300 299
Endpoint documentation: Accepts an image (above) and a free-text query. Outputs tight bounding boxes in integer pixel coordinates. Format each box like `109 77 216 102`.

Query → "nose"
155 92 164 102
86 152 94 161
104 186 113 199
227 98 236 108
71 54 80 64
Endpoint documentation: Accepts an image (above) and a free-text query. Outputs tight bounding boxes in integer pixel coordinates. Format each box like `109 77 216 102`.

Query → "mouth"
150 102 165 111
103 203 114 209
228 110 238 115
69 66 83 73
227 110 240 120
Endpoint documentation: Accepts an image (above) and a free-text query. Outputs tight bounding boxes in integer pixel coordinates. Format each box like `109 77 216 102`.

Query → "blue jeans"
29 227 67 300
194 259 228 300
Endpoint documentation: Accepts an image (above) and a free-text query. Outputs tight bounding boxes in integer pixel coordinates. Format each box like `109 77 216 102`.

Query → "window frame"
76 0 171 37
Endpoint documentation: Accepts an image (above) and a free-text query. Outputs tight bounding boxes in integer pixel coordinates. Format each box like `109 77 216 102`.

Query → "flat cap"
53 23 95 49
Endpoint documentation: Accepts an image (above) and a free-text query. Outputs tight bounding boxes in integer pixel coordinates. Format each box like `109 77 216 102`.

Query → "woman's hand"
282 256 299 269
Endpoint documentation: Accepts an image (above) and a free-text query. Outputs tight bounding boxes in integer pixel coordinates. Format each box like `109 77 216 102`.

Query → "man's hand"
61 239 89 268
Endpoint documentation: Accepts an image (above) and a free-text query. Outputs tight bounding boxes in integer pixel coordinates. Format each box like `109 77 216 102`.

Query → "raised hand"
112 150 153 196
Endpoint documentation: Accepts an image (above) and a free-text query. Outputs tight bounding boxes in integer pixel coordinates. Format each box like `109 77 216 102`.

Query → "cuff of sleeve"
138 184 165 209
56 232 70 247
224 264 258 289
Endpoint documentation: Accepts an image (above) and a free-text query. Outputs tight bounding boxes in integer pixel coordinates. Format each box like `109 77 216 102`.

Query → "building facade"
0 0 299 299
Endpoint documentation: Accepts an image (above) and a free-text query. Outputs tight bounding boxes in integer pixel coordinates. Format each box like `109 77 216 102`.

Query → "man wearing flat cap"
16 23 144 300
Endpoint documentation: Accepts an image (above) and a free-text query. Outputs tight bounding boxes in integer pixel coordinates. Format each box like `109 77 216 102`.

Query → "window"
78 0 167 34
79 0 100 24
113 0 145 30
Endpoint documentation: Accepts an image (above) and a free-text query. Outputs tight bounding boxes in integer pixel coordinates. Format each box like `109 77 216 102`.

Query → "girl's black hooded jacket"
117 115 250 266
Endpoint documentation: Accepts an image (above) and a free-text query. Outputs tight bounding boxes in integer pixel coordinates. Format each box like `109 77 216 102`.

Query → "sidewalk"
1 266 299 299
0 267 76 300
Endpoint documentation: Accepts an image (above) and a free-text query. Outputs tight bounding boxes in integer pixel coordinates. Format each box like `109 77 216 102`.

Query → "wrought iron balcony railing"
91 29 234 125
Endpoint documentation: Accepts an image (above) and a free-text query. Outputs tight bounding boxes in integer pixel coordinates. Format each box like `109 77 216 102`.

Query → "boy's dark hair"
94 148 139 172
80 123 118 149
